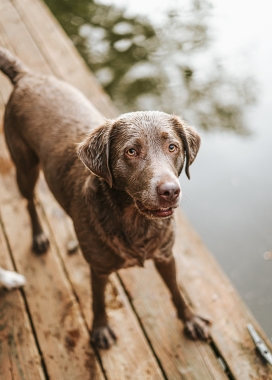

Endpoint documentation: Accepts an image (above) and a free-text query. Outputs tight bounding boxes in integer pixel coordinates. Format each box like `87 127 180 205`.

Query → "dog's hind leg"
5 127 49 254
16 154 49 254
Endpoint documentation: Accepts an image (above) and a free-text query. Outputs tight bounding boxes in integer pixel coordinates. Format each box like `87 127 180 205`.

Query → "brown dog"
0 47 210 348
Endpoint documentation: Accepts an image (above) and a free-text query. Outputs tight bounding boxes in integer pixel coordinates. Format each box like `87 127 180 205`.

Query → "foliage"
44 0 256 133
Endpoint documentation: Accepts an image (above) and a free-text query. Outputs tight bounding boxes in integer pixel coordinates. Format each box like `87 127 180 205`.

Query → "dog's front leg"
154 255 211 340
90 268 116 349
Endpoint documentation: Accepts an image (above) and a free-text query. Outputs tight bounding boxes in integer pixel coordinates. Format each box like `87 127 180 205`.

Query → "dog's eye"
126 148 137 157
169 144 177 152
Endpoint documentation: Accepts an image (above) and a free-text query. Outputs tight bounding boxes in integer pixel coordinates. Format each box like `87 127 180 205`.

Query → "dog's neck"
84 175 172 265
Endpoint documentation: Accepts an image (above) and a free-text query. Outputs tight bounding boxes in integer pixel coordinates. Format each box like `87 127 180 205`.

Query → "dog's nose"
157 182 180 202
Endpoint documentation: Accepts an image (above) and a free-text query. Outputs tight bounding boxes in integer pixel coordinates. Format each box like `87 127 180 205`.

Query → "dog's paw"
184 314 211 341
32 232 50 254
91 325 117 349
0 268 26 290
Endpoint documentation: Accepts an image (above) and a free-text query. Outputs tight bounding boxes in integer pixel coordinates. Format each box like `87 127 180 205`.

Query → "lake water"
44 0 272 338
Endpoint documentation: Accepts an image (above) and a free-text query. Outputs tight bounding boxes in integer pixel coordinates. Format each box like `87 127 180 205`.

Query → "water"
44 0 272 337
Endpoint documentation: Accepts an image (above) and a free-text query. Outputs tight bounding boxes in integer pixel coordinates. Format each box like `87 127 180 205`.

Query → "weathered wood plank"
119 261 228 380
0 20 13 182
118 212 272 380
0 7 104 375
0 219 46 380
0 90 32 377
0 142 104 379
173 211 272 379
0 78 104 379
0 10 104 372
13 0 117 118
0 30 13 173
0 28 13 105
0 6 52 78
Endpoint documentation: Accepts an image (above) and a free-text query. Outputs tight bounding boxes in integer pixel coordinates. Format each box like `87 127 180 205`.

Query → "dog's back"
0 47 101 212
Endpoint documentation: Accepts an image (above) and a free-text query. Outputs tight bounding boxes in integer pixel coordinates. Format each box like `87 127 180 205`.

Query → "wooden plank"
0 27 13 105
0 88 104 380
0 0 52 75
172 212 272 379
0 146 104 379
119 263 228 380
0 7 104 376
117 210 272 380
37 177 165 380
12 0 117 118
0 80 37 380
118 213 272 380
0 32 13 176
0 219 46 380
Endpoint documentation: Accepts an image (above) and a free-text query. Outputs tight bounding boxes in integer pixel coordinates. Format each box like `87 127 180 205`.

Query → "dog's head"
77 111 200 219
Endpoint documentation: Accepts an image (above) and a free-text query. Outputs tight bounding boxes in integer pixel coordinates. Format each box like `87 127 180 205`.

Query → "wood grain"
119 261 228 380
0 223 46 380
0 4 104 376
173 211 272 379
0 130 104 379
13 0 117 118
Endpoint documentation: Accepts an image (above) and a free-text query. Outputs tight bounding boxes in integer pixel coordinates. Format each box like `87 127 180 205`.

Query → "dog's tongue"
150 208 173 217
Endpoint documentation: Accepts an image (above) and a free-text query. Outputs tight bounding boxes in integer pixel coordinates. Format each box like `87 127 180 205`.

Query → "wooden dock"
0 0 271 378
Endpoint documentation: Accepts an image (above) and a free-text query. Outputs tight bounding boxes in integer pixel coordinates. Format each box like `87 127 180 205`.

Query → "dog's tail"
0 47 29 85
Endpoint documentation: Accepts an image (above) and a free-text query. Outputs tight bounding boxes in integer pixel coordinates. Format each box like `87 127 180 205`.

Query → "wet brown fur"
0 47 210 349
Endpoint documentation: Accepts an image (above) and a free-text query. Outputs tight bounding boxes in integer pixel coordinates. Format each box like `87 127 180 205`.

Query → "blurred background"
44 0 272 338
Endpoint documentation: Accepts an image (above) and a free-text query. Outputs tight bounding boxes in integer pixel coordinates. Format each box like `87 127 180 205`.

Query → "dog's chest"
112 234 160 268
110 216 169 268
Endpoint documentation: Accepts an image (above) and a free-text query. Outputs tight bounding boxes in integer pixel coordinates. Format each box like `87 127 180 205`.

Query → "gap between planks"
0 216 46 380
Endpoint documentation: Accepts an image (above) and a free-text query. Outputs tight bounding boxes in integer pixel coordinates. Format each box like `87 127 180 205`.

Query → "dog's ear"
77 120 113 187
171 116 201 179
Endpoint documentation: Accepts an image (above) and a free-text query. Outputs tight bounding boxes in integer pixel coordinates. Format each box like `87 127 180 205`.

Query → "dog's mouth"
136 200 174 218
